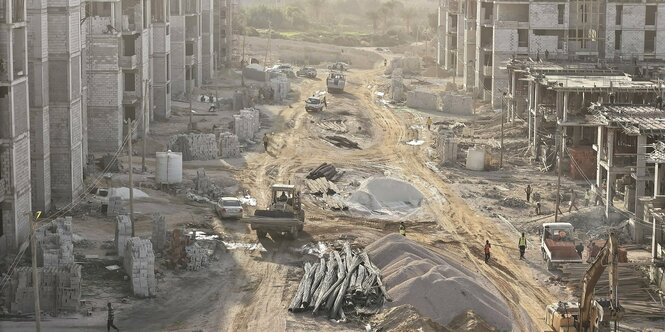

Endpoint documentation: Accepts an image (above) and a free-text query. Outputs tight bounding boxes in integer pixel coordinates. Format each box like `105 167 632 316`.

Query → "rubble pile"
386 57 421 75
4 264 81 314
167 133 218 161
36 217 74 268
217 132 241 158
500 197 529 209
115 215 132 257
123 237 156 298
194 168 225 200
441 93 474 115
288 242 389 321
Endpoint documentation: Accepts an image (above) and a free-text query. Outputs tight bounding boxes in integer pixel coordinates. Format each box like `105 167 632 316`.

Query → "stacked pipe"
288 242 389 321
306 163 339 181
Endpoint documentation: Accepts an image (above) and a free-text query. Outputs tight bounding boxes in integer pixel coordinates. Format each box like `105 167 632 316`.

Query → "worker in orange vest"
484 240 491 263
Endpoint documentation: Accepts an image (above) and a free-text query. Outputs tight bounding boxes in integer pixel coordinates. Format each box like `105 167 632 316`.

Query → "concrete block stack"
185 243 210 271
167 134 219 161
123 237 156 298
442 93 474 115
437 135 459 165
234 108 260 142
106 196 123 216
5 264 81 314
115 215 132 257
386 57 421 75
217 132 241 158
36 217 74 268
407 90 441 111
151 214 167 252
270 75 290 102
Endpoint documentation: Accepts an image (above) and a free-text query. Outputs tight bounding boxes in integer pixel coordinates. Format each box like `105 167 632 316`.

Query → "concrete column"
655 163 661 196
533 85 540 153
563 92 569 122
635 135 647 220
597 126 605 188
606 129 615 218
528 82 533 145
510 72 517 121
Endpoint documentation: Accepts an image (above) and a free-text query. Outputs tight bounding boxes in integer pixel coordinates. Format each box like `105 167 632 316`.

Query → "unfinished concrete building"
645 142 665 292
170 0 202 100
0 0 32 258
214 0 236 70
47 0 85 204
86 0 152 153
200 0 213 82
439 0 665 107
151 0 172 120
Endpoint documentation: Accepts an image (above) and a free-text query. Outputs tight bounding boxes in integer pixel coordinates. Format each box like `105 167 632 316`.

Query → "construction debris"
305 177 340 195
323 136 361 149
306 163 340 181
407 90 440 111
234 107 261 141
288 242 388 321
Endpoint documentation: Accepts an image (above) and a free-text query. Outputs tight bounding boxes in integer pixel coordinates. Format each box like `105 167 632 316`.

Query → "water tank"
155 151 183 184
466 147 486 171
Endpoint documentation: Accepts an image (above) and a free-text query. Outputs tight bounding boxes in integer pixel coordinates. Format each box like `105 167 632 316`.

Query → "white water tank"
155 151 183 184
466 147 486 171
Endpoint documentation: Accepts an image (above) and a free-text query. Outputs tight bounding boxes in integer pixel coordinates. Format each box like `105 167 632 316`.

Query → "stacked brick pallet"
234 108 260 141
5 264 81 314
115 215 132 257
167 134 218 161
218 132 241 158
106 196 123 216
151 214 167 252
185 243 210 271
123 238 156 298
270 76 291 102
36 217 74 268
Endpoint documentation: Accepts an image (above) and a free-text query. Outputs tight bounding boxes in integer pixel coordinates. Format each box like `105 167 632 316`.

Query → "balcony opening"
152 0 165 23
580 5 588 23
124 105 136 122
646 6 657 26
558 4 565 24
0 209 4 237
170 0 179 16
518 29 528 48
12 27 26 78
615 5 622 25
123 35 136 56
645 31 656 53
615 30 622 50
124 72 136 92
166 54 170 80
186 42 194 56
497 4 528 23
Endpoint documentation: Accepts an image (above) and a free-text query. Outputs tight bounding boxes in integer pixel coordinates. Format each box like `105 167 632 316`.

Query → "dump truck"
545 232 625 332
541 222 584 270
246 184 305 239
326 71 346 93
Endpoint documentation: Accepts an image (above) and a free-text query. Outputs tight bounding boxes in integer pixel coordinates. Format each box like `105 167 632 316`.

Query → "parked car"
296 66 317 78
215 197 244 219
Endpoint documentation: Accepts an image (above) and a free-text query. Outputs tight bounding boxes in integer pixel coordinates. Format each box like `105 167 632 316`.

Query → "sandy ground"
3 41 665 332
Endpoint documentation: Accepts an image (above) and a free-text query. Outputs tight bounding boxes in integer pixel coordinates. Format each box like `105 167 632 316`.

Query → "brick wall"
88 106 123 153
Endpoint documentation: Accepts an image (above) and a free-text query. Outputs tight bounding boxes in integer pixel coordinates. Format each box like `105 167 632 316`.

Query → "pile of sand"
371 304 450 332
367 234 512 331
347 177 423 215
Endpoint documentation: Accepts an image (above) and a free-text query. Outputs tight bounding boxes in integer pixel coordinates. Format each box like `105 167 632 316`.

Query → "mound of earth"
448 310 498 332
347 177 423 215
371 304 450 332
366 234 513 331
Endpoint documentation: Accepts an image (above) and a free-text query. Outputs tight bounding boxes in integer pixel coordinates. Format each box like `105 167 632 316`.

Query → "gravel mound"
367 234 513 331
347 177 423 215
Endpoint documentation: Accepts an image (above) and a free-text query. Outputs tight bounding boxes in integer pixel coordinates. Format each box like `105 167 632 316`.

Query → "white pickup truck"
541 222 584 270
305 91 327 112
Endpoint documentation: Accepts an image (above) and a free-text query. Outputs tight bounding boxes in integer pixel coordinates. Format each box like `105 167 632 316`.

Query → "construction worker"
107 302 119 332
525 184 532 202
518 233 527 260
384 59 387 67
484 240 491 263
584 189 590 207
426 117 433 131
535 200 541 215
399 222 406 236
568 188 579 212
263 133 269 152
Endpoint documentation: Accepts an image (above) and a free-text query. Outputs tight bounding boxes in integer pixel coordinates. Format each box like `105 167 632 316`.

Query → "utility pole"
500 92 506 168
241 32 246 87
30 211 42 332
141 80 148 173
127 120 135 237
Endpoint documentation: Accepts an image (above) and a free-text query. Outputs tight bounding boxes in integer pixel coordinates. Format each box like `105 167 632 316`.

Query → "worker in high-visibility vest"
399 222 406 236
518 232 527 260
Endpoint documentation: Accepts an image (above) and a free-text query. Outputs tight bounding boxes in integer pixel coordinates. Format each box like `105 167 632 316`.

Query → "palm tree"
401 7 415 33
366 10 380 34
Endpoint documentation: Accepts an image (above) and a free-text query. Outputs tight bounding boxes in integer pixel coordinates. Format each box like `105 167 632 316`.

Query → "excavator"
545 232 626 332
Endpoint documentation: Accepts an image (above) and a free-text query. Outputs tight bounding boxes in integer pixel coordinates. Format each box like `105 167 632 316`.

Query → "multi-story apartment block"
86 0 152 153
0 0 32 257
170 0 202 99
439 0 665 108
201 0 214 82
151 0 172 120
